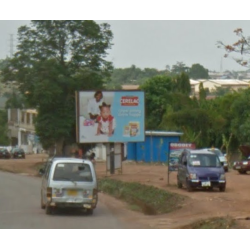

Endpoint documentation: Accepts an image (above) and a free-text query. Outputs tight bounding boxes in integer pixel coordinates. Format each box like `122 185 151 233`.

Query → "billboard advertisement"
168 142 196 172
76 90 145 143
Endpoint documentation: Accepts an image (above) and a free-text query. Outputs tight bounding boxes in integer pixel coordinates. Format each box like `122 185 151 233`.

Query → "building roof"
145 131 183 137
121 84 140 90
26 109 38 114
190 79 250 86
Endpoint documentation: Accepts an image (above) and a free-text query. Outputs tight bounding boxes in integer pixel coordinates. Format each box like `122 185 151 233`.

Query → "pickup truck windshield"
189 154 221 167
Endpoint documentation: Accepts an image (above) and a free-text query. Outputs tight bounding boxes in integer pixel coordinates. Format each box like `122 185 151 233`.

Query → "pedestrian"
89 152 96 166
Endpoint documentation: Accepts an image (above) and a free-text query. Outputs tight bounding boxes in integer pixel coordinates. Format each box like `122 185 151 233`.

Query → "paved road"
0 171 128 229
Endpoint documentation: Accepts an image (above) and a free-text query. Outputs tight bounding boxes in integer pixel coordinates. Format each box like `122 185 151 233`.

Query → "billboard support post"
110 143 115 174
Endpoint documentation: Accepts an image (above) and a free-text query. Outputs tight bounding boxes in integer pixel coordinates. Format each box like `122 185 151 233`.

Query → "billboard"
168 142 196 172
76 90 145 143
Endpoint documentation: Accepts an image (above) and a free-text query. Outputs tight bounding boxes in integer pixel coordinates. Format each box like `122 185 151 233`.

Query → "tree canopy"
189 63 209 79
217 28 250 68
2 20 113 154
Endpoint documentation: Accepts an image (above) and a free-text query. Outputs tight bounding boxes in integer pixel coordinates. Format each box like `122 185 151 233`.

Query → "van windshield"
53 163 93 182
189 154 221 168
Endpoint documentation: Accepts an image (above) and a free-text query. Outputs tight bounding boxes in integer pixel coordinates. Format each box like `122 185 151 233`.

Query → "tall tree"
189 63 209 79
217 28 250 68
175 72 191 95
0 110 10 145
140 75 174 129
171 61 189 75
2 20 113 155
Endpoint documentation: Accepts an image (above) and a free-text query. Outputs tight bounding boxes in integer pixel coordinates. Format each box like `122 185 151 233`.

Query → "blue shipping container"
126 131 183 163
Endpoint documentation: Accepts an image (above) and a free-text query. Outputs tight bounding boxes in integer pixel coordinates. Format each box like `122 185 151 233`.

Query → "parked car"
233 145 250 174
177 149 226 192
0 148 11 159
11 148 25 159
202 148 228 172
39 157 98 215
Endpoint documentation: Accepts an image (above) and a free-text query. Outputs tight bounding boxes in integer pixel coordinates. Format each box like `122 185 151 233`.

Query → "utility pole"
9 34 14 58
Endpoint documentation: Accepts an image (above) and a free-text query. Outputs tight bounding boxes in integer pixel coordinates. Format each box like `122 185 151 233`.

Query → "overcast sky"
1 20 250 72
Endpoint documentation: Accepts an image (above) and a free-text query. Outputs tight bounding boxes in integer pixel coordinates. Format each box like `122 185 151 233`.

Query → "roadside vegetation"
180 216 238 229
1 22 250 163
98 178 186 215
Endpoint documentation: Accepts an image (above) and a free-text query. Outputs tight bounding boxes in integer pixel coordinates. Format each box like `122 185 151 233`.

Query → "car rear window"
14 148 24 153
53 163 93 182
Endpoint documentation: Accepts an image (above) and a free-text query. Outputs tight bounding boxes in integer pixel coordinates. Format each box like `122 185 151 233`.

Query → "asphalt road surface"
0 171 129 229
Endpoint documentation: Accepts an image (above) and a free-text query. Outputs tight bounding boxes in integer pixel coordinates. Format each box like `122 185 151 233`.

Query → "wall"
127 135 180 163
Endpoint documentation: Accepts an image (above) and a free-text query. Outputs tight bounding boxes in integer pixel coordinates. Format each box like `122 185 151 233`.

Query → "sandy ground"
1 154 250 228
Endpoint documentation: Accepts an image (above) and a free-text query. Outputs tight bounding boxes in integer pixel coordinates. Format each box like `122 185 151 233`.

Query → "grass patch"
98 178 186 215
180 216 237 229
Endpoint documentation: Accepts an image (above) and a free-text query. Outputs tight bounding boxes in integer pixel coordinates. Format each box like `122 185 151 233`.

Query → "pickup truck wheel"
219 186 226 192
86 209 93 215
186 180 193 192
177 178 182 189
238 170 247 174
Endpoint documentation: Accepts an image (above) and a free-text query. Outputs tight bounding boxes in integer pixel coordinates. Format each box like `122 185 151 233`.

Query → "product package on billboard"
76 91 145 143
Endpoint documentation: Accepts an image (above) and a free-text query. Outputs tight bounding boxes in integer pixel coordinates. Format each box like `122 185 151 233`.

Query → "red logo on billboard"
121 96 139 106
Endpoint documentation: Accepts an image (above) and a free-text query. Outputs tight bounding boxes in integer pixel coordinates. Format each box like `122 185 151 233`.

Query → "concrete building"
190 79 250 95
7 108 42 154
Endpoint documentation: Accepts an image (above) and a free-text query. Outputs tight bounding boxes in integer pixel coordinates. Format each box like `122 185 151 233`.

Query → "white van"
39 157 98 215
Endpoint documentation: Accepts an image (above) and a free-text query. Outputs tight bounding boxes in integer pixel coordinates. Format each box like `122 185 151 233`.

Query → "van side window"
45 163 52 179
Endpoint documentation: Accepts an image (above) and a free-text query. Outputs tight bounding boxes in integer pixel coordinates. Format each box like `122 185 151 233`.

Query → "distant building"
121 84 140 90
7 108 42 154
190 79 250 96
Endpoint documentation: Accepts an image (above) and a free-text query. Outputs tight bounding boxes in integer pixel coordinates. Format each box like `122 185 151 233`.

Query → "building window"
27 113 30 124
21 112 25 123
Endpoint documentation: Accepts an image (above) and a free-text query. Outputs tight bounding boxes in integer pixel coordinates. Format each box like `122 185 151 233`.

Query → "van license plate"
202 181 211 187
67 190 77 196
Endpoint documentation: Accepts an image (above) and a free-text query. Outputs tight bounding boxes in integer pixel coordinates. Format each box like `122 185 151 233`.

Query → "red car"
233 145 250 174
0 148 11 159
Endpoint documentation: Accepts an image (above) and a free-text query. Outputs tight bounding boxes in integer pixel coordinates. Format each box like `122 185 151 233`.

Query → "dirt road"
1 155 250 228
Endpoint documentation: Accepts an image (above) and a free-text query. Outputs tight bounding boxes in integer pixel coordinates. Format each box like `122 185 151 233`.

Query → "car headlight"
220 174 225 180
189 173 197 180
243 161 248 165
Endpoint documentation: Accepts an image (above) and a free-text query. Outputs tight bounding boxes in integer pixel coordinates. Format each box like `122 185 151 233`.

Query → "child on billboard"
96 102 116 137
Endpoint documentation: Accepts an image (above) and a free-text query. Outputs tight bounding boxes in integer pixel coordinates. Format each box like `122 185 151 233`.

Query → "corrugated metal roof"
145 131 183 136
121 85 140 90
190 79 250 86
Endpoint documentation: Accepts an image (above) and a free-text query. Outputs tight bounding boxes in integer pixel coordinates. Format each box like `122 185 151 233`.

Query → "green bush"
98 178 186 215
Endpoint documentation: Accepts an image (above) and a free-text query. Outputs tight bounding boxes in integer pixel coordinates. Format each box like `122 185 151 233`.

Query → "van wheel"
45 205 52 215
219 186 226 192
41 197 45 209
